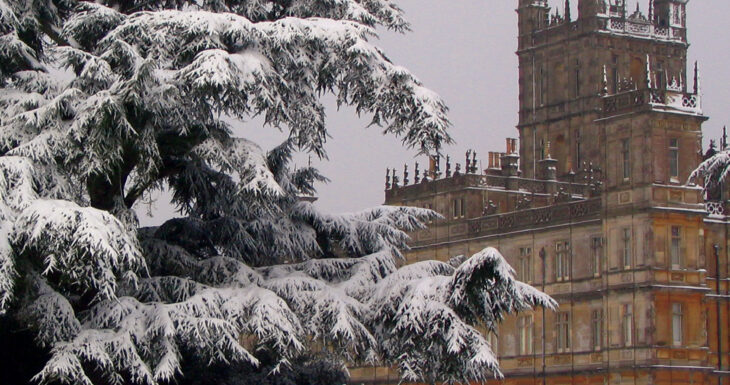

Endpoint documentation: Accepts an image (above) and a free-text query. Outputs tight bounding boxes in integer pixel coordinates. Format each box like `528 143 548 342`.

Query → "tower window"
591 309 603 350
539 138 546 161
622 228 632 269
673 4 681 25
555 241 571 281
556 312 571 352
656 62 665 90
575 130 582 168
519 247 533 283
591 236 603 277
669 138 679 181
670 226 682 269
672 303 683 346
519 315 533 355
611 55 619 93
622 138 631 181
452 198 465 219
540 66 547 106
622 304 633 346
575 60 581 97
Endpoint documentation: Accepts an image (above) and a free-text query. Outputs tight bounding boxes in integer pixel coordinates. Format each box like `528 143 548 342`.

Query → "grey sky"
138 0 730 225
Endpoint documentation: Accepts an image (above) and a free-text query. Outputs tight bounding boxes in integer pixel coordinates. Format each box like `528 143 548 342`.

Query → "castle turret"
517 0 549 47
654 0 688 28
578 0 608 19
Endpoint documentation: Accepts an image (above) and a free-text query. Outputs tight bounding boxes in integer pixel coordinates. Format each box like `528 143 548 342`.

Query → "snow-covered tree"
0 1 555 384
690 148 730 200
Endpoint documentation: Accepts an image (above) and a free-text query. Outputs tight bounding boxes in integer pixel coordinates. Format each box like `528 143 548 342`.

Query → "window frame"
622 304 633 347
672 303 683 346
621 138 631 181
556 311 571 353
622 228 632 269
670 226 682 270
669 138 680 183
519 315 534 355
555 241 571 282
591 309 603 351
452 198 465 219
591 236 603 277
519 247 533 283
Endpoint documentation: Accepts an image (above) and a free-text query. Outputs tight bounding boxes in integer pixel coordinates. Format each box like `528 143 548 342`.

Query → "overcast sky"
138 0 730 225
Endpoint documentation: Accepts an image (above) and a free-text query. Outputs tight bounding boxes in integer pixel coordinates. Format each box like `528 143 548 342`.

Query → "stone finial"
545 140 552 159
403 164 409 185
646 54 652 89
414 162 420 184
385 168 391 189
601 65 609 95
723 126 728 151
649 0 654 22
446 155 452 178
422 168 429 183
392 168 400 188
465 150 471 174
434 155 441 178
693 61 701 95
470 151 478 173
455 163 462 176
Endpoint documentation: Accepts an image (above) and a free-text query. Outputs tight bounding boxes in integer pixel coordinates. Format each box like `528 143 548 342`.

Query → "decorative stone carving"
482 200 498 216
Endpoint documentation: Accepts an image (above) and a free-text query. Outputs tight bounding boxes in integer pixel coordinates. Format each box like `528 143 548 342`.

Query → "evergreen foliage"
0 1 555 384
690 148 730 198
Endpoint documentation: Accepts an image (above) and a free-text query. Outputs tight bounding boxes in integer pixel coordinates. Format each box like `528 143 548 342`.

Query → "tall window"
673 4 681 24
611 55 619 93
575 130 582 168
670 226 682 269
540 66 547 106
622 138 631 181
555 241 571 281
539 139 546 160
672 303 683 346
575 60 581 97
591 236 603 277
622 304 633 346
452 198 465 219
519 315 534 355
656 62 665 90
669 138 679 181
622 228 632 269
556 312 571 353
519 247 533 283
591 309 603 350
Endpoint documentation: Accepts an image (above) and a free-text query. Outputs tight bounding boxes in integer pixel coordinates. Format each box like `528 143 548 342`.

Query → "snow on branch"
448 247 556 327
0 222 13 314
12 199 145 302
18 273 81 348
369 248 555 384
193 137 285 197
88 9 449 155
690 149 730 192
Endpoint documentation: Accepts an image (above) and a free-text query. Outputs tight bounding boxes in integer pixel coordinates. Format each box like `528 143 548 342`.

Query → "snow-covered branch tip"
689 149 730 191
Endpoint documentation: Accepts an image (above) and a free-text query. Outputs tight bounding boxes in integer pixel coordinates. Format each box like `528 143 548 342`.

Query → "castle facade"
350 1 730 385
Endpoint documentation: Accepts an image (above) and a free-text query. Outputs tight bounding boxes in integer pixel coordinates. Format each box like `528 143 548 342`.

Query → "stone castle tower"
517 0 701 185
349 1 730 385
